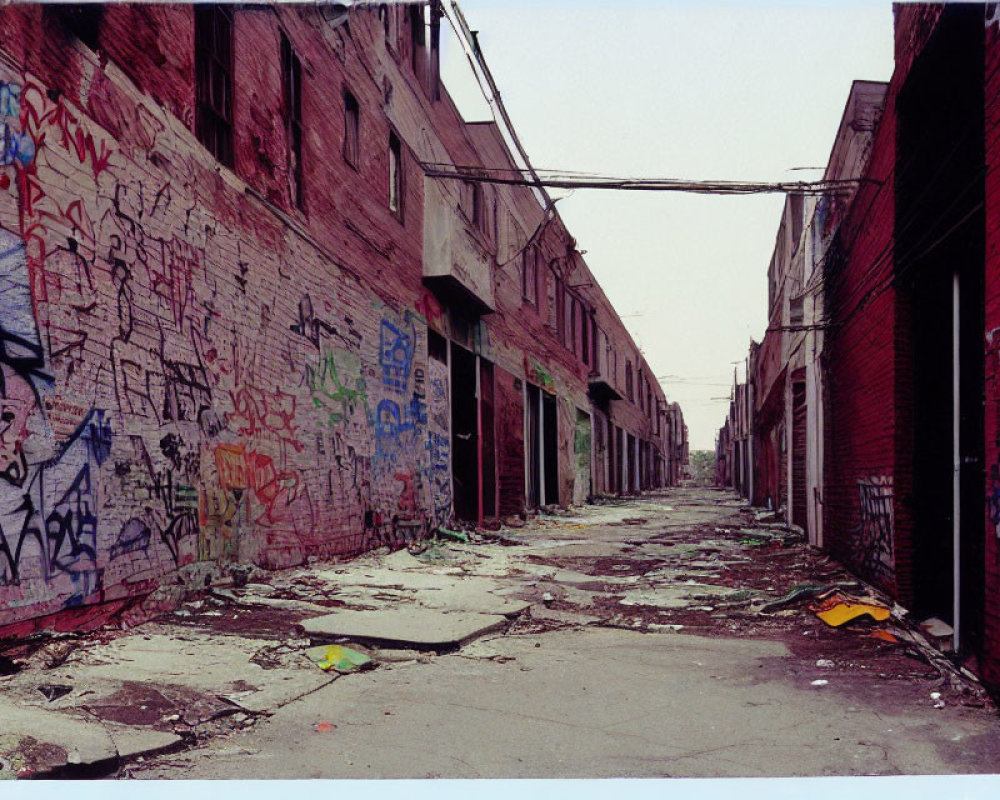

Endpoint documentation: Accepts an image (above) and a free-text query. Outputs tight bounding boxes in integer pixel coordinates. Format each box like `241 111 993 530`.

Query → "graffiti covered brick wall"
0 64 438 629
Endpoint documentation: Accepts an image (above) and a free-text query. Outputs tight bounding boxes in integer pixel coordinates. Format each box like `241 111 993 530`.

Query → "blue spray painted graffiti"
0 82 35 167
379 318 413 393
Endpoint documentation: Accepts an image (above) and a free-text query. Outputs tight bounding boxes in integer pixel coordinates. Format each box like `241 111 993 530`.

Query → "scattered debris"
930 691 945 709
815 659 835 669
759 585 831 613
230 564 254 588
305 645 373 673
919 617 954 639
36 684 73 703
810 679 829 687
809 591 891 627
436 528 470 544
314 722 336 733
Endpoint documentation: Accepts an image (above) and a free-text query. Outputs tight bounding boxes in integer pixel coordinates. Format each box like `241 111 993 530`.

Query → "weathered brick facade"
0 4 680 636
727 3 1000 688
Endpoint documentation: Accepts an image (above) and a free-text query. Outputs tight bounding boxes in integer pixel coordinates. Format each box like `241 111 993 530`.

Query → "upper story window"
379 4 399 52
555 276 566 341
569 297 578 355
343 89 360 168
49 4 104 50
522 245 538 306
471 182 484 230
581 308 590 365
409 4 425 76
281 32 304 208
195 4 234 167
625 360 634 401
388 131 403 219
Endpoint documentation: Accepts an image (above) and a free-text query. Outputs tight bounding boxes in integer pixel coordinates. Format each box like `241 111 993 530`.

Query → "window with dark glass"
472 183 489 237
195 4 234 167
49 4 104 50
581 310 590 365
343 89 360 168
388 131 403 217
281 32 304 208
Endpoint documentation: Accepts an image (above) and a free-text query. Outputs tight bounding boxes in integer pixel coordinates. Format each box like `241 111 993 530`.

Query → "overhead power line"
422 163 865 196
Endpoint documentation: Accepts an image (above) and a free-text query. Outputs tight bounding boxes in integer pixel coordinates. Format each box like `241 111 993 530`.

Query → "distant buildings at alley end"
0 3 687 638
717 4 1000 691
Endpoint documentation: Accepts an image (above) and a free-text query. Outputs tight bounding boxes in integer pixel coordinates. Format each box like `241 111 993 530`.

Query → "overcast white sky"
438 0 895 452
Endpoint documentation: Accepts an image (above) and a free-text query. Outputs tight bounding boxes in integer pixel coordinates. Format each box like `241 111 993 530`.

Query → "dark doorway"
608 418 618 494
626 434 636 494
479 358 497 519
450 344 478 521
543 392 558 505
526 383 541 508
792 380 807 531
897 4 985 655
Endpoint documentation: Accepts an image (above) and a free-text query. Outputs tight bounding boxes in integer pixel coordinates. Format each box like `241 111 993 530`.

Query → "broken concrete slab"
105 727 182 760
7 629 337 717
300 607 508 649
529 605 602 626
0 698 180 775
0 698 116 768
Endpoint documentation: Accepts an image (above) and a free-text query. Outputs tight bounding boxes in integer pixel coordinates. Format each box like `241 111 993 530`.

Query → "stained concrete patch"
301 608 508 649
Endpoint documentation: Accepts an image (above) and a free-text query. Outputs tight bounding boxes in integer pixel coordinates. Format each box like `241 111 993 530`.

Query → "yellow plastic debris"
305 644 372 672
814 602 890 627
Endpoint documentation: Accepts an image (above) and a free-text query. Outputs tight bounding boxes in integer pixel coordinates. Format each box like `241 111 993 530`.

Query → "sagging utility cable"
422 163 863 196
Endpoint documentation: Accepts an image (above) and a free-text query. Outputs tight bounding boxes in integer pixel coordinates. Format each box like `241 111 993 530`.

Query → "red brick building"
0 3 680 637
724 3 1000 690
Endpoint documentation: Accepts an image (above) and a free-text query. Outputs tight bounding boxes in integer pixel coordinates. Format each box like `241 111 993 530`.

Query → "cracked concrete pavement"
3 487 1000 779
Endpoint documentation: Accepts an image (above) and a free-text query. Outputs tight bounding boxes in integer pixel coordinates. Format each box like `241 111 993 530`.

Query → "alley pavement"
2 487 999 779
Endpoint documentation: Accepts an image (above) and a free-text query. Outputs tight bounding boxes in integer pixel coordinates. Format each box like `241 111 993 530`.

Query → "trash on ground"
36 684 73 702
305 644 373 673
758 584 830 613
815 659 835 669
919 617 954 638
436 528 470 543
869 629 899 644
314 722 336 732
810 679 829 686
809 590 890 627
930 691 945 709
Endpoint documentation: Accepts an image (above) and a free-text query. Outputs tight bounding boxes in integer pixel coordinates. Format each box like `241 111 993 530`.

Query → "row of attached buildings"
0 2 686 638
717 3 1000 690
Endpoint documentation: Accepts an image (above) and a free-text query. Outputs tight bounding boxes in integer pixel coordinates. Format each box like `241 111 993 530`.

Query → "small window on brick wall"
195 4 234 168
343 89 360 168
281 32 304 208
388 131 403 218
